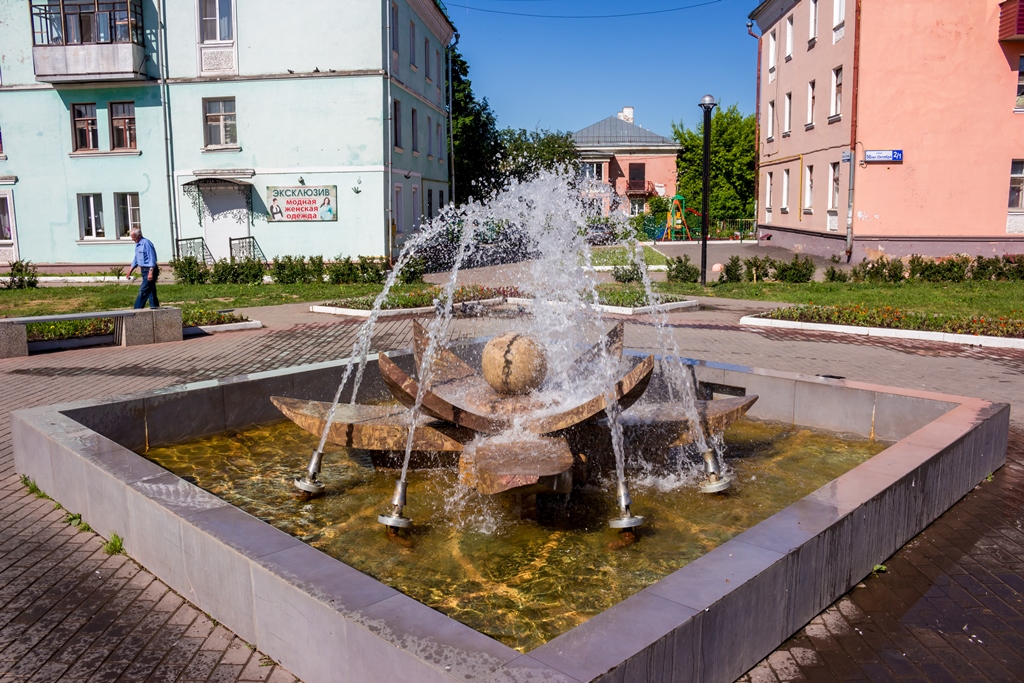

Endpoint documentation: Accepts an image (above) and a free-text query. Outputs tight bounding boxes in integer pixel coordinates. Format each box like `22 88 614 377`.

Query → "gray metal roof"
572 116 677 148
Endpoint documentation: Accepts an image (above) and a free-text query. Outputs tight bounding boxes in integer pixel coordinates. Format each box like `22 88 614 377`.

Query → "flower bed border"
740 314 1024 349
311 297 699 318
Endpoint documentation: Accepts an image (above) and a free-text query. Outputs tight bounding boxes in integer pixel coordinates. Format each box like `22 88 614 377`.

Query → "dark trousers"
134 267 159 309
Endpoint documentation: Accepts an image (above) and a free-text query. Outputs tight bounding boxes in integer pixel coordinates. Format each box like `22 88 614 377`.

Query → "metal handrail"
176 237 215 266
229 236 268 265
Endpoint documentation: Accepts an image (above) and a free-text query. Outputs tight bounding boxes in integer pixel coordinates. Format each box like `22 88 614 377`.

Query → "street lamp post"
698 94 717 286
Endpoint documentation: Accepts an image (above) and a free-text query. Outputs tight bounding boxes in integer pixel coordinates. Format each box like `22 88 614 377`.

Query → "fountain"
9 168 1010 682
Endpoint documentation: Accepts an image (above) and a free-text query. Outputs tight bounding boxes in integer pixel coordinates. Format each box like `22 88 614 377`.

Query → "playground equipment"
664 195 705 241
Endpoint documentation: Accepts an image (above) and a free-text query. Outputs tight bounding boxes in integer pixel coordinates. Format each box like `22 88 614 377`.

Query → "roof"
572 116 677 149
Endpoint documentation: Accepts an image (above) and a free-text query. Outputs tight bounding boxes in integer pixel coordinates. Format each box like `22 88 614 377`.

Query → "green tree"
498 128 579 184
448 49 502 204
671 104 756 221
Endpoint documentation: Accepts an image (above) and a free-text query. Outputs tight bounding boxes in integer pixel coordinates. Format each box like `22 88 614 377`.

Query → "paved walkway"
0 299 1022 682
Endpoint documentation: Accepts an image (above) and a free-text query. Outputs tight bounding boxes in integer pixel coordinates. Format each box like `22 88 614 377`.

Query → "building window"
427 189 433 218
784 93 792 134
0 128 4 156
200 0 233 42
72 103 99 151
435 50 442 86
393 100 402 149
438 190 444 207
427 115 434 156
767 100 775 139
424 39 431 80
203 98 236 146
78 194 104 238
409 22 416 66
785 15 794 58
412 185 419 230
391 3 399 52
436 122 443 159
394 185 403 233
411 108 419 152
629 198 646 216
809 0 818 40
582 162 603 181
0 195 12 241
1017 56 1024 110
831 67 843 117
807 81 816 125
1010 161 1024 210
829 163 841 209
768 30 777 72
765 172 773 210
833 0 846 27
781 169 790 210
804 165 814 210
114 192 140 238
31 0 144 46
110 102 136 150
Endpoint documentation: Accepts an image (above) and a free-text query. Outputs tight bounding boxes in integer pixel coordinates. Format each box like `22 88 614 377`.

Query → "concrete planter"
11 354 1008 683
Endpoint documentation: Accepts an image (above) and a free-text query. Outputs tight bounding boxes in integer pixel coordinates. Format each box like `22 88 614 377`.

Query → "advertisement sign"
267 186 338 221
864 150 904 163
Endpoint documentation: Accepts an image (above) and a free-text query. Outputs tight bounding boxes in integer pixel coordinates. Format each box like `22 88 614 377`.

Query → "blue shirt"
131 237 158 269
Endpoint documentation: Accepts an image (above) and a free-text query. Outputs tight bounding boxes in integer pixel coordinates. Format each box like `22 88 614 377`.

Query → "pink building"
750 0 1024 259
573 108 680 216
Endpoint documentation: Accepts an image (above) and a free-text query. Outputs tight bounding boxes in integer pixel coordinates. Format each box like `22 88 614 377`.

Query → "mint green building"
0 0 456 267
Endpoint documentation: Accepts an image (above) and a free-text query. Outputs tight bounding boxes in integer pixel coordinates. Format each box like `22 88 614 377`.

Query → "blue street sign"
864 150 904 163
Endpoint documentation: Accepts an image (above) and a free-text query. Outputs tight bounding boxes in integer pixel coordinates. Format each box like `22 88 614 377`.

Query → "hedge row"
169 255 426 286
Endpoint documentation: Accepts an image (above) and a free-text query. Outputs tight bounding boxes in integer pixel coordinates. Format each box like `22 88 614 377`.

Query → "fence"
643 217 756 242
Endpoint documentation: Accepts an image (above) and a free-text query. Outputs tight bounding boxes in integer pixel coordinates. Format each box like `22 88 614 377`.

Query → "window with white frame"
809 0 818 40
1009 161 1024 210
411 108 419 152
115 192 140 238
393 99 402 149
424 38 431 80
203 98 236 146
807 80 816 125
829 163 841 210
78 193 104 239
767 100 775 139
200 0 233 42
409 22 416 66
804 165 814 210
427 115 434 156
1017 56 1024 110
394 185 403 233
833 0 845 28
784 93 792 134
629 198 645 216
831 67 843 117
0 195 12 241
390 3 399 52
785 15 794 58
584 162 604 181
765 172 773 210
768 30 777 72
781 169 790 209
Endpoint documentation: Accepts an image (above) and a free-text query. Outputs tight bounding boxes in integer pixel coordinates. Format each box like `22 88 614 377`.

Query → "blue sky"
445 0 759 139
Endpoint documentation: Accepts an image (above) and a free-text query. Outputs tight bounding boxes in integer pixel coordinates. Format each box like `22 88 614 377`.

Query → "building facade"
750 0 1024 260
573 107 679 217
0 0 455 268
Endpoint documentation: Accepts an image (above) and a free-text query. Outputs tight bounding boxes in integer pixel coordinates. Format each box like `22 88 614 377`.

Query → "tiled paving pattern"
0 308 1022 682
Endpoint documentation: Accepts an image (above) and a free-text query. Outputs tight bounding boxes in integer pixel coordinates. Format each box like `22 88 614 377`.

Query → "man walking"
126 228 159 309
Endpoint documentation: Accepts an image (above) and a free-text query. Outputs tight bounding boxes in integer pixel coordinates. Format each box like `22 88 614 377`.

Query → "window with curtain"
200 0 233 42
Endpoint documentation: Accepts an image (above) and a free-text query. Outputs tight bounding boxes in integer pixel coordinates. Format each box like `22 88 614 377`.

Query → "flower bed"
593 284 688 309
766 304 1024 338
25 309 248 342
324 285 523 311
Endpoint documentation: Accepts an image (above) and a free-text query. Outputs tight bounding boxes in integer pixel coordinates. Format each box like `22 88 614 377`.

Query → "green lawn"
589 245 669 267
654 280 1024 318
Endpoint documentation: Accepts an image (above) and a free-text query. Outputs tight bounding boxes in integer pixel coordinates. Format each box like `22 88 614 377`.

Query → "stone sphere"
711 262 724 273
481 333 547 395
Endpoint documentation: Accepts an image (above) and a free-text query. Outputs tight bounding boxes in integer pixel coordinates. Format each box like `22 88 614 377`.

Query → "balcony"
625 180 655 196
30 0 149 83
1000 0 1024 41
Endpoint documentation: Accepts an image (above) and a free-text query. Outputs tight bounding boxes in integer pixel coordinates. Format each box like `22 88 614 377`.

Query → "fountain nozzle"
699 449 732 494
377 479 412 528
609 480 645 529
294 449 326 495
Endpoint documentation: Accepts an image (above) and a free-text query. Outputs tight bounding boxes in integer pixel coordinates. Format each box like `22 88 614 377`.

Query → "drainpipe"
748 21 761 240
447 32 459 205
845 0 863 262
156 0 178 257
385 0 394 260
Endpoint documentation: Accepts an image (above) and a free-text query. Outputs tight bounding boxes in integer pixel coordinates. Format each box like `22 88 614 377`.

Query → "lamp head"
699 94 718 112
746 20 753 29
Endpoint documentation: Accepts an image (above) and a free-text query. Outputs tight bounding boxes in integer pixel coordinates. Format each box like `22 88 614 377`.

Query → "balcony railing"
30 0 148 82
1000 0 1024 41
625 180 655 196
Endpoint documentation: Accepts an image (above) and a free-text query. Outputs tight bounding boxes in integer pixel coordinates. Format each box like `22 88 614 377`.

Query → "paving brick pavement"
0 306 1022 682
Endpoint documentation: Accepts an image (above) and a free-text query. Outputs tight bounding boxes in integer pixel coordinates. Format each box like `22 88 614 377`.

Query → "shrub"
398 256 426 285
720 255 744 283
971 256 1005 281
170 255 208 285
307 255 325 283
327 256 360 284
908 254 970 283
270 255 310 284
773 254 816 283
1004 254 1024 281
612 263 643 284
885 256 906 283
209 258 236 284
356 256 390 284
3 260 40 289
666 254 700 284
234 257 266 285
824 255 850 283
742 255 775 282
851 255 904 284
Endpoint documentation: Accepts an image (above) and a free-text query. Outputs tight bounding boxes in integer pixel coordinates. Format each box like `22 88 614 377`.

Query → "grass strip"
590 246 669 267
765 304 1024 338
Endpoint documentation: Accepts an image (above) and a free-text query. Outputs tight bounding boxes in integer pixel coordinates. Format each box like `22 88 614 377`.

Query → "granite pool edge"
10 356 1009 683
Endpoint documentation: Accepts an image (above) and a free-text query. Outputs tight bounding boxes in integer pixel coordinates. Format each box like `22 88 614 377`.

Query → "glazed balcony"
1000 0 1024 41
30 0 149 83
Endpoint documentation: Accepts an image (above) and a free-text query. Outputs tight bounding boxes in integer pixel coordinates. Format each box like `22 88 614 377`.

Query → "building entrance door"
201 183 250 260
0 191 19 265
